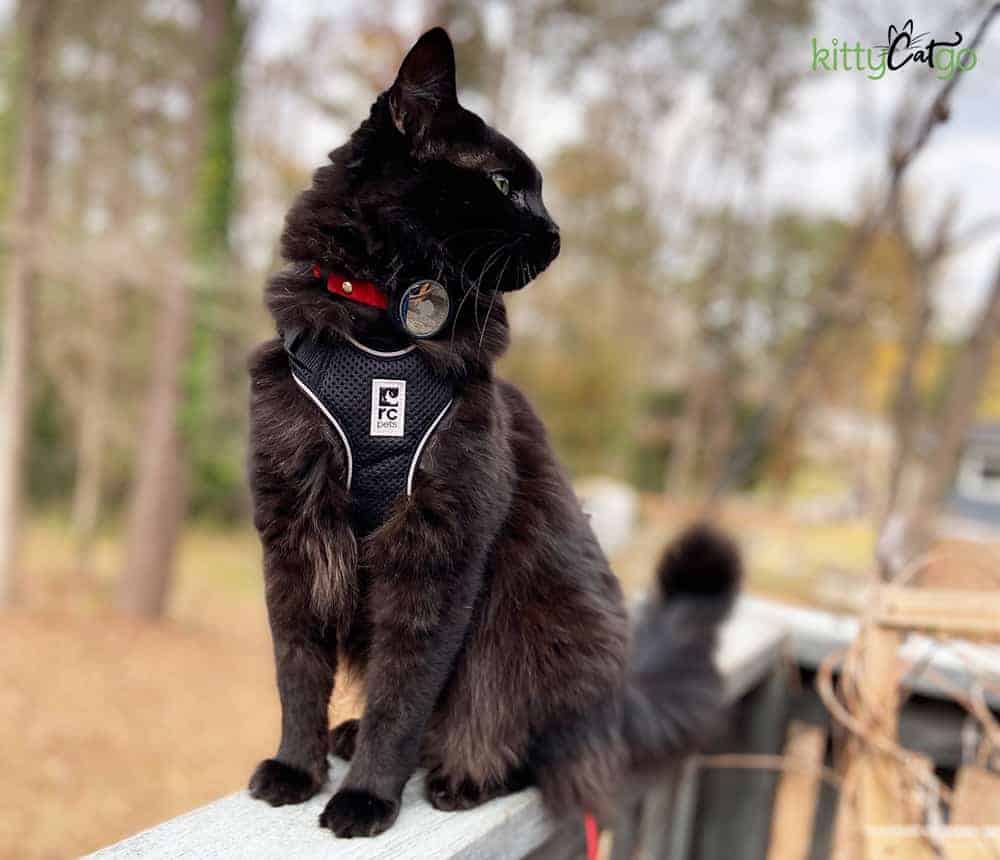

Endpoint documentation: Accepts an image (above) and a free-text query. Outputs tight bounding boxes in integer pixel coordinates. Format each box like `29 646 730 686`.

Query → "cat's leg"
249 549 338 806
319 496 492 837
247 342 356 806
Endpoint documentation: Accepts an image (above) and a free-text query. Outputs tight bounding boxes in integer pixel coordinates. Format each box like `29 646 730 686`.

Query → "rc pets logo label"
370 379 406 437
812 18 977 80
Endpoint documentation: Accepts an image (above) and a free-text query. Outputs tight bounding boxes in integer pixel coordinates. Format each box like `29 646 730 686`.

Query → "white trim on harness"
292 371 354 488
345 334 416 358
407 399 454 494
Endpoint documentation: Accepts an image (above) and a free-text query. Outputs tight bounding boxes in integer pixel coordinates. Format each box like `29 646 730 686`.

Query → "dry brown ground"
2 525 351 860
1 521 368 860
0 607 278 860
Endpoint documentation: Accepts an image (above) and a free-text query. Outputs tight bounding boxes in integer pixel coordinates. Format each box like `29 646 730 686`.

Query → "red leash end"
584 812 599 860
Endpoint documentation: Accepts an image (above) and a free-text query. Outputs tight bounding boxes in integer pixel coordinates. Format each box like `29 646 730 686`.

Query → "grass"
20 517 263 627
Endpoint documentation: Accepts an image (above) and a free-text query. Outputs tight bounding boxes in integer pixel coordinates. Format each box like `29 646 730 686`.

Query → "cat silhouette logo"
370 379 406 437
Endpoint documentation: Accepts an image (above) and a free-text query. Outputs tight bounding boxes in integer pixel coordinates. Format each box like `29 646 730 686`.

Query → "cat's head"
281 28 559 298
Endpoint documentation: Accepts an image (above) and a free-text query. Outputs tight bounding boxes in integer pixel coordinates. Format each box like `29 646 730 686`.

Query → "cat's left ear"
389 27 458 140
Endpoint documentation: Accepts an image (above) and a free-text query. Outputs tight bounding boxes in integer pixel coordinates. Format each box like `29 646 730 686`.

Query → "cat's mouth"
504 228 560 292
449 226 560 295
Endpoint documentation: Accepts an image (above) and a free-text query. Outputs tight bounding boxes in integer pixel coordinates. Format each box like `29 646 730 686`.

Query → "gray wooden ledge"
87 601 787 860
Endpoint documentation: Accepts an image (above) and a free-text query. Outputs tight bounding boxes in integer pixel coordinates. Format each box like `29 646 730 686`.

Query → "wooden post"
767 722 827 860
694 668 790 860
856 623 905 829
951 767 1000 827
666 759 701 860
865 827 1000 859
634 773 677 859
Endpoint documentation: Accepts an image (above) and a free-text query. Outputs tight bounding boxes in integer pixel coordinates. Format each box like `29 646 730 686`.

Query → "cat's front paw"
319 789 399 838
329 718 359 761
248 758 321 806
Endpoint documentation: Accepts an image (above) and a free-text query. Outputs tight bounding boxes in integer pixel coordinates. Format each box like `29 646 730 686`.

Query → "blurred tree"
881 201 958 529
502 125 662 477
117 0 247 617
0 0 57 606
900 258 1000 569
50 3 139 570
183 0 248 522
661 0 817 499
716 1 1000 501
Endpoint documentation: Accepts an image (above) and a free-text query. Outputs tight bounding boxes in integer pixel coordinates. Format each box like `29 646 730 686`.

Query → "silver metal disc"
400 279 450 338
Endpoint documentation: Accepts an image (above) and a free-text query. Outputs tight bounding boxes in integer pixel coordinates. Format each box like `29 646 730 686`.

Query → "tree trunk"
883 278 932 522
71 293 116 571
666 365 709 496
902 258 1000 568
116 276 190 616
72 41 137 573
116 0 238 617
0 0 55 607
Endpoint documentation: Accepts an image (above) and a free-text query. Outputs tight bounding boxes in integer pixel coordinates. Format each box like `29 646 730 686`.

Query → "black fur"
247 28 740 838
329 718 359 762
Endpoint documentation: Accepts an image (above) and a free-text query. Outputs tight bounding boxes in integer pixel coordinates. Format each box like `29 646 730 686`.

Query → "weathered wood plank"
665 758 701 860
864 827 1000 860
952 766 1000 826
766 722 827 860
86 762 553 860
693 668 791 860
740 597 1000 708
876 587 1000 641
634 776 676 859
716 605 788 703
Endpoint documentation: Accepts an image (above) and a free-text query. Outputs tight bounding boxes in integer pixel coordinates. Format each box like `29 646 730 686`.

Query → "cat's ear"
389 27 457 139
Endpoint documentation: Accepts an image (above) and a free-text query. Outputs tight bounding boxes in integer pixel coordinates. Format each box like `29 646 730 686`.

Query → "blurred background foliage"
0 0 1000 611
1 0 999 579
2 0 1000 853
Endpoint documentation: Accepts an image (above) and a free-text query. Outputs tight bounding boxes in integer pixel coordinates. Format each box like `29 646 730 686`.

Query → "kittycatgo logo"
812 19 977 80
370 379 406 437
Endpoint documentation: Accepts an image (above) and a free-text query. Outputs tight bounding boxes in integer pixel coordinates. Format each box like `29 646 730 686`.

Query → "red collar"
311 264 389 311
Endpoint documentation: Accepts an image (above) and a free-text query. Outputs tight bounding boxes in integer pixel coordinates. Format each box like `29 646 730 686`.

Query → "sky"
767 2 1000 331
1 0 996 331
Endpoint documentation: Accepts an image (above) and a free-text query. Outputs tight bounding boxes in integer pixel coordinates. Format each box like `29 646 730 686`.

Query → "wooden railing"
86 601 788 860
88 594 1000 859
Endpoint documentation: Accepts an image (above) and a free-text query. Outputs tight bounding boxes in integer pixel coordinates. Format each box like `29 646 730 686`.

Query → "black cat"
247 27 740 839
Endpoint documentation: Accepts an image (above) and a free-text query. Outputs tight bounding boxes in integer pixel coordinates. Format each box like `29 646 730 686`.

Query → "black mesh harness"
284 328 457 534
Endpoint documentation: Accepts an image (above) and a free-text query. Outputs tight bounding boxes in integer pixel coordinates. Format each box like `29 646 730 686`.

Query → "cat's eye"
491 173 510 196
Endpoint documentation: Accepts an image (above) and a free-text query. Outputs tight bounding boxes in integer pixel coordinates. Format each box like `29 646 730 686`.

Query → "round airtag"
397 279 450 339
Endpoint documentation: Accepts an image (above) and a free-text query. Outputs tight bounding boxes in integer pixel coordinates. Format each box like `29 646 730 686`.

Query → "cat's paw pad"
248 759 320 806
426 770 491 812
329 718 359 761
319 789 399 838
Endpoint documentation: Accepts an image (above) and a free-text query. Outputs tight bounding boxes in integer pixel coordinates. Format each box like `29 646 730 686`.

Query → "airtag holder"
396 279 451 339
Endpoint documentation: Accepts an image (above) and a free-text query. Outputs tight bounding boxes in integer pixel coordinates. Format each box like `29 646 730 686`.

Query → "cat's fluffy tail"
623 524 742 770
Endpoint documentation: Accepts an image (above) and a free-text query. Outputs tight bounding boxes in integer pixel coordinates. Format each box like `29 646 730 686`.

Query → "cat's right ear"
389 28 457 141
